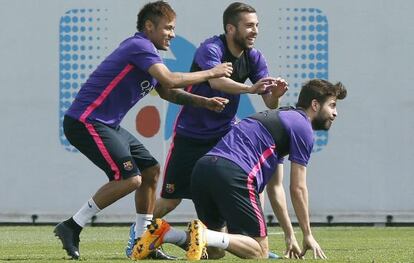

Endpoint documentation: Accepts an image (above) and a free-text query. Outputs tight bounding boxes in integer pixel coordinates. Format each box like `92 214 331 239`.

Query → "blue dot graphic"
62 35 71 42
316 24 325 32
62 63 71 70
61 91 70 98
316 15 324 22
63 54 71 61
62 25 71 33
63 16 71 23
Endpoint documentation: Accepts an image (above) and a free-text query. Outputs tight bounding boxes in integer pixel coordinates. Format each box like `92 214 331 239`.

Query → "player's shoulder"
119 32 158 54
247 47 265 60
280 109 311 129
200 35 225 50
196 35 225 58
280 109 307 121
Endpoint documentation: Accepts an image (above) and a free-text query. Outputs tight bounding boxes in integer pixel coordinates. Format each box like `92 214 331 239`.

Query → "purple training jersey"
174 35 269 140
208 109 314 193
66 32 162 127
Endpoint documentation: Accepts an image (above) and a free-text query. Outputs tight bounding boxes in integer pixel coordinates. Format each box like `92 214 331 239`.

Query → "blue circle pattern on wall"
59 9 109 152
276 8 329 152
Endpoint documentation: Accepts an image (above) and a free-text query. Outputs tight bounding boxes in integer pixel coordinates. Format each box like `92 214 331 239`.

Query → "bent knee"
127 175 142 189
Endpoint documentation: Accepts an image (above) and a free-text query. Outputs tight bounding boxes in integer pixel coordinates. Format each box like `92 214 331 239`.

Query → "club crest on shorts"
165 184 175 193
122 161 133 171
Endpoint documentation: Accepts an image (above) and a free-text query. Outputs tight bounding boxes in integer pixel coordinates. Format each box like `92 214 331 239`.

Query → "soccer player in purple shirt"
132 79 347 260
53 1 233 260
153 1 288 225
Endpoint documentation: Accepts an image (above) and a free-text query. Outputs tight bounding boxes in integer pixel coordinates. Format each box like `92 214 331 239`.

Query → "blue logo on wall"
59 7 329 152
276 8 329 152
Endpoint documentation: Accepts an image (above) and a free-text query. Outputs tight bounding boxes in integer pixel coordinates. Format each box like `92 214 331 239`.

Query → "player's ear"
311 99 320 112
226 23 235 34
144 20 155 33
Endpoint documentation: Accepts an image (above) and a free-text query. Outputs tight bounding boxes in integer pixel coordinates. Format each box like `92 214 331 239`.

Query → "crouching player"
131 79 347 260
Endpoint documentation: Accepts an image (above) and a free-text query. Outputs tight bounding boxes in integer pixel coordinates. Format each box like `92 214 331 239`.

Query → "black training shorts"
63 115 158 181
191 155 267 237
160 134 220 199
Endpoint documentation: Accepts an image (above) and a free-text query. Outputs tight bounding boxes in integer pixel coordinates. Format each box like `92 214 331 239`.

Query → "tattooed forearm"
174 91 200 106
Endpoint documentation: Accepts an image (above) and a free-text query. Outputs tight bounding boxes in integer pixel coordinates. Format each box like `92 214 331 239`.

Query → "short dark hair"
296 79 347 109
223 2 256 33
137 1 176 32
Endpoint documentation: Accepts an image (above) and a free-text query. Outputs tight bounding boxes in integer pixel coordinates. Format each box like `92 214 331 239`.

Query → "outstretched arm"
155 85 228 113
266 164 301 259
208 76 277 95
290 162 327 259
149 62 233 89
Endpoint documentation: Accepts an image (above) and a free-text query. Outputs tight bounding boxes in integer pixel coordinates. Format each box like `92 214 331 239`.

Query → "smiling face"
145 17 176 51
311 96 338 130
230 12 259 50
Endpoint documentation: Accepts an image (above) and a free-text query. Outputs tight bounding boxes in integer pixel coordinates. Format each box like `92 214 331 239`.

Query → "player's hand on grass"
300 234 327 260
211 62 233 78
283 235 302 259
204 97 229 112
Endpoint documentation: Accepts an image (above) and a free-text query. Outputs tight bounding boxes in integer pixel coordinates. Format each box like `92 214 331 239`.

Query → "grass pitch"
0 225 413 262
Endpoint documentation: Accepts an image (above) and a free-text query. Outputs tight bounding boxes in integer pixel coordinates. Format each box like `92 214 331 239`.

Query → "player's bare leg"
127 164 176 259
55 176 141 259
154 197 182 218
135 164 160 214
226 235 269 259
93 176 142 208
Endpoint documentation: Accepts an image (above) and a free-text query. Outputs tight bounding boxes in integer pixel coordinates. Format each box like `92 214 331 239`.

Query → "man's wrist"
244 85 252 94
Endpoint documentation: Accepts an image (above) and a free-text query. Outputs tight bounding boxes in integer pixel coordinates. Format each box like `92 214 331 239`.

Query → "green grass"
1 226 413 262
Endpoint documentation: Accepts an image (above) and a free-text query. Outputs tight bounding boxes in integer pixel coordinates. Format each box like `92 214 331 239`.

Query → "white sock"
73 198 101 227
163 228 187 246
205 229 230 249
134 213 153 239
